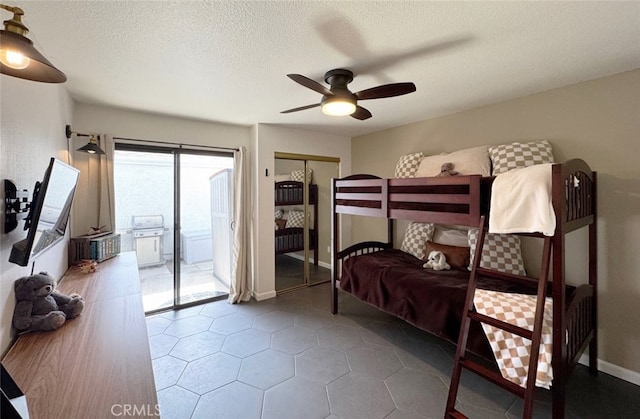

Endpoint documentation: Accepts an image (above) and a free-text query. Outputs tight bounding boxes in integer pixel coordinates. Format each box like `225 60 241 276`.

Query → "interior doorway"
273 153 339 293
114 144 234 313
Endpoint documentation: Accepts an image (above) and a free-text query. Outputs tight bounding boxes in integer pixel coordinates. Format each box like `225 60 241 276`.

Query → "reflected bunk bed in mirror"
274 180 319 266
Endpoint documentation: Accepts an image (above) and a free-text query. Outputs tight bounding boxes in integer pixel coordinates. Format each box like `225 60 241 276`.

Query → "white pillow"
432 225 470 247
400 222 435 259
274 174 291 183
415 146 491 178
468 229 526 275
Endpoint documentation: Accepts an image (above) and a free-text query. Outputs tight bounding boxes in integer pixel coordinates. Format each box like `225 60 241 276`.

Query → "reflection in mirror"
9 158 80 266
274 158 306 291
307 160 338 285
273 156 338 291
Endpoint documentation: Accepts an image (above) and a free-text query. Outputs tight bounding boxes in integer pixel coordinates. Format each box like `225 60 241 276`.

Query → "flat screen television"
9 158 80 267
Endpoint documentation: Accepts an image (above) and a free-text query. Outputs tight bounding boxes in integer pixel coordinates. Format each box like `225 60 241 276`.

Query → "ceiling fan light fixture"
321 96 356 116
0 4 66 83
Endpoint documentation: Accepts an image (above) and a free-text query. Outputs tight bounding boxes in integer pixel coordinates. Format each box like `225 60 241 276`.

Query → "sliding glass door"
178 152 233 305
114 145 233 313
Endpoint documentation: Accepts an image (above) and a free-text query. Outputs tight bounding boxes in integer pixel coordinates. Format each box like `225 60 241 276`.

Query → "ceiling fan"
281 69 416 120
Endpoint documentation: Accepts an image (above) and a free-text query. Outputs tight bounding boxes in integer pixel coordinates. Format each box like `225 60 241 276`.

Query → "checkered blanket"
474 289 554 389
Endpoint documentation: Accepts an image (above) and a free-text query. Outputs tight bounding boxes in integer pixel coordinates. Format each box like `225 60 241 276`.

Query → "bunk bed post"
551 164 567 419
384 179 393 247
589 172 598 375
552 233 567 419
331 177 339 314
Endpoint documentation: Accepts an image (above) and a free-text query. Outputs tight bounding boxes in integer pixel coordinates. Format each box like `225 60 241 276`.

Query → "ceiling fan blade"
287 74 333 96
355 82 416 100
281 103 321 114
351 105 372 120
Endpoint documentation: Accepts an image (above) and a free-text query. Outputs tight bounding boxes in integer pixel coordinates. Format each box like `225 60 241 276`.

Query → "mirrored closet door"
274 153 339 292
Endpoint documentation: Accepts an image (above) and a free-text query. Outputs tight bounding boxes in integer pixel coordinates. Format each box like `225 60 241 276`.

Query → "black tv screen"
9 158 80 267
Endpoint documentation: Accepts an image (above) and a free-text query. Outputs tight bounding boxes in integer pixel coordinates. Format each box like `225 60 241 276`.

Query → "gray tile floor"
147 283 640 419
275 254 331 291
139 259 228 311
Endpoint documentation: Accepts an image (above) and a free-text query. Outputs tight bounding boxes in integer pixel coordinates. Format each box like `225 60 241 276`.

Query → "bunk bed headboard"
333 174 488 227
275 181 318 205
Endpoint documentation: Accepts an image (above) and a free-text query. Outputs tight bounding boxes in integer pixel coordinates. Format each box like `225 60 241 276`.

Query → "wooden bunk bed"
275 180 319 265
330 159 597 418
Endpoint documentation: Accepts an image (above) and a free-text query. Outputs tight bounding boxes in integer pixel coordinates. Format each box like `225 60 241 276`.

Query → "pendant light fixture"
0 4 66 83
66 124 106 155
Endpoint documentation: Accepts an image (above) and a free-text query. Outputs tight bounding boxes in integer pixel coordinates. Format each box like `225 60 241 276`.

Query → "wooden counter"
2 252 158 418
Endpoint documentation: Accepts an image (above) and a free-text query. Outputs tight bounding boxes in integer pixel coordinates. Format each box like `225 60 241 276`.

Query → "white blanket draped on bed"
489 163 556 236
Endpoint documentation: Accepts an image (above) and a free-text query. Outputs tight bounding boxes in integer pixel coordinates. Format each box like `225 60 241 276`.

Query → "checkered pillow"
401 222 435 259
394 152 425 178
275 209 283 219
285 210 305 228
291 168 313 183
468 229 526 275
489 140 554 175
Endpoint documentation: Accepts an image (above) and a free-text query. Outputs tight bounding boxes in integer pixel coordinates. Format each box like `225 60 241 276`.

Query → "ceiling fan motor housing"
324 68 355 98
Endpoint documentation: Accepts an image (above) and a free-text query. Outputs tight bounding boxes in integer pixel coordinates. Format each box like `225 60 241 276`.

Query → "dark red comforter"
340 249 538 360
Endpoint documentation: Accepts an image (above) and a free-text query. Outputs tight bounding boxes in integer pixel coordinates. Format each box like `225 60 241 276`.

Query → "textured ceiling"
13 1 640 137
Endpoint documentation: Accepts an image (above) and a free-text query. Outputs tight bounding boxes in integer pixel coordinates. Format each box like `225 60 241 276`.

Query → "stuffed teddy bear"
13 272 85 332
437 162 459 177
423 251 451 271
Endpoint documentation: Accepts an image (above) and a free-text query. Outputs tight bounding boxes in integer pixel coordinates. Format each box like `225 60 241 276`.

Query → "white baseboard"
578 354 640 386
252 289 277 301
281 252 331 270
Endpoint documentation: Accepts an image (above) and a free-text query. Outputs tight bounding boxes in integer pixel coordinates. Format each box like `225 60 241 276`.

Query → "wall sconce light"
65 124 105 155
0 3 66 83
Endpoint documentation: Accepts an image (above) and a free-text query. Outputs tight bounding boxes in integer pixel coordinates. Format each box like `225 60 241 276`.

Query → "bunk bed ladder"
445 217 553 419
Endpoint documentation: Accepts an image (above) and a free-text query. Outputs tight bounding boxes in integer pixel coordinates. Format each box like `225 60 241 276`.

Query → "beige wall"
1 77 74 356
352 69 640 374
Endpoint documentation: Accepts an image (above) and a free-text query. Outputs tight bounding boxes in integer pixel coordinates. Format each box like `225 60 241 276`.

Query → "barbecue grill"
131 215 165 267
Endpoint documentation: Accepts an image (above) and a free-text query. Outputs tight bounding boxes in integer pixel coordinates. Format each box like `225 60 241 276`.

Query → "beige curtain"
97 134 116 232
228 146 252 303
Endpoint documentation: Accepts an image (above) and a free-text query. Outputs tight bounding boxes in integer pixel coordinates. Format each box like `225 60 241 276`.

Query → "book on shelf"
69 232 121 265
